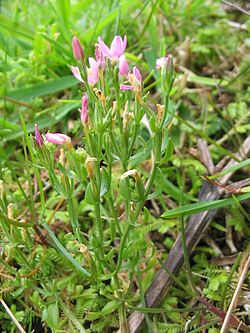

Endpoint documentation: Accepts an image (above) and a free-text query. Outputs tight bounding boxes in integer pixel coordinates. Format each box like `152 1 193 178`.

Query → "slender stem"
68 197 83 243
127 122 140 158
94 200 103 255
116 131 162 272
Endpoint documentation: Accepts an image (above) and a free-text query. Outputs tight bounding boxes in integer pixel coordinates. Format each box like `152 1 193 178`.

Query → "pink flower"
156 57 167 70
156 55 173 71
45 133 71 145
80 93 88 125
95 43 106 69
119 55 129 76
35 124 43 146
120 66 142 93
98 35 127 61
133 66 142 82
71 66 84 83
72 36 85 61
87 57 99 86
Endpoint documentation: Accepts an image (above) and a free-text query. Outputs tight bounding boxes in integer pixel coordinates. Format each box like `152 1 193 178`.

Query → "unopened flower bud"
162 55 175 94
119 55 129 76
45 133 71 146
80 93 89 125
75 147 87 161
35 124 43 147
72 36 85 61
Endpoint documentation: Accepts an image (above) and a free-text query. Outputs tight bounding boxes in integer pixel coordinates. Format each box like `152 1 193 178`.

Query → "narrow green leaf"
162 192 250 219
161 137 174 163
208 158 250 180
42 223 91 277
188 75 227 87
58 299 87 333
7 76 78 101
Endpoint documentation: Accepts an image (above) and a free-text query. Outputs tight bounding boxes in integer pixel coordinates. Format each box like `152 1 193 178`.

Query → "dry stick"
222 0 250 16
123 136 250 333
220 253 250 333
0 299 26 333
197 138 215 175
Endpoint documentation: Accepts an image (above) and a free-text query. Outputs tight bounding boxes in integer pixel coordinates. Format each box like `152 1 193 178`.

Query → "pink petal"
45 133 71 145
81 93 88 125
133 67 142 82
95 43 106 69
119 55 129 76
120 84 134 91
156 57 167 70
87 57 99 85
97 37 111 58
35 124 43 146
72 36 85 61
71 66 84 82
122 35 127 53
110 36 122 59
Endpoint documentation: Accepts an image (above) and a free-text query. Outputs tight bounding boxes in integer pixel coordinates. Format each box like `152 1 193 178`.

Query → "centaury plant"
6 35 175 332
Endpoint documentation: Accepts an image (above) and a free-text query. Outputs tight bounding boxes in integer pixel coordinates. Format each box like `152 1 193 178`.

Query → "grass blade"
162 192 250 219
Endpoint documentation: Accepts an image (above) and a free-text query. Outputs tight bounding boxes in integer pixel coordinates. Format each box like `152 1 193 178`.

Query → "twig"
222 0 250 16
228 21 247 30
198 138 215 175
220 253 250 333
122 136 250 333
0 299 26 333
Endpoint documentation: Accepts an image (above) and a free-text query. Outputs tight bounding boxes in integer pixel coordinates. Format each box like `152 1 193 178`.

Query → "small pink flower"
156 57 167 70
35 124 43 146
95 43 106 69
71 66 84 82
119 55 129 76
156 55 173 71
133 66 142 82
72 36 85 61
120 66 142 93
80 93 88 125
87 57 99 86
98 35 127 61
45 133 71 145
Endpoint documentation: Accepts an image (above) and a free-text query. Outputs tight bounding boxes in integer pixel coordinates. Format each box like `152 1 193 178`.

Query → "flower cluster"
71 35 131 87
35 35 173 147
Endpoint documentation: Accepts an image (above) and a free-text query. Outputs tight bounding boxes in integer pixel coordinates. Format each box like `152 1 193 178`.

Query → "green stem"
112 273 129 333
127 122 140 159
116 131 162 273
68 197 83 243
94 200 104 256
